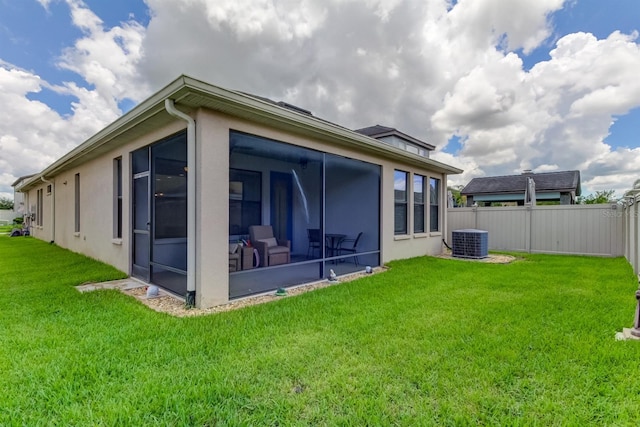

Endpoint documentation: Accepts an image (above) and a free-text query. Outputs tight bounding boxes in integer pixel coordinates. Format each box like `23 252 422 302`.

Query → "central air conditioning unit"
452 229 488 259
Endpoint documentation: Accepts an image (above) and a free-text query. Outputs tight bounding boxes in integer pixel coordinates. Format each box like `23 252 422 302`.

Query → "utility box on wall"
452 229 488 259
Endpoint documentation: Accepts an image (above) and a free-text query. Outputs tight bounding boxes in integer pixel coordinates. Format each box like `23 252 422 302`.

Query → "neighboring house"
461 170 581 207
12 174 35 217
14 75 461 309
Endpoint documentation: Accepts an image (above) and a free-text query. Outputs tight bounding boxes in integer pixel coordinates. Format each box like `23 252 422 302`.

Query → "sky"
0 0 639 201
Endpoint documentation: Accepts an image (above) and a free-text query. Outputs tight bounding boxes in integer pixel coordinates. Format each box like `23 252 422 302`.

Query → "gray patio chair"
249 225 291 267
338 232 363 266
307 228 321 258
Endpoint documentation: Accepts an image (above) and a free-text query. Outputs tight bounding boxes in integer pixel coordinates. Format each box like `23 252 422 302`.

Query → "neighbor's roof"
355 125 436 151
461 170 581 196
17 75 461 191
11 174 36 187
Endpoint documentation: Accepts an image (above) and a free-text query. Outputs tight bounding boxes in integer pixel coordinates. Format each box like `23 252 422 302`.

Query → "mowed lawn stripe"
1 236 639 425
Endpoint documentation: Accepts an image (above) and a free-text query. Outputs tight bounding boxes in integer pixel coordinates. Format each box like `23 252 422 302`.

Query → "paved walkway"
76 278 146 293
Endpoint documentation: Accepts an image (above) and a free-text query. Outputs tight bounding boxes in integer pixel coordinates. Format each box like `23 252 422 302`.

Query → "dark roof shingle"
461 170 581 196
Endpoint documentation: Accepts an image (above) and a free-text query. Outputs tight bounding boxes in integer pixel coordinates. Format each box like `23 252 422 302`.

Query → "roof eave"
18 76 192 191
18 74 462 190
365 130 436 151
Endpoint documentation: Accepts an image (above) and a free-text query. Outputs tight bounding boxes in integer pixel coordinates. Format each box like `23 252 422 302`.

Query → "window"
36 189 43 226
153 141 187 240
394 170 408 235
113 157 122 239
46 184 52 195
414 174 425 233
430 177 440 232
74 173 80 233
229 169 262 236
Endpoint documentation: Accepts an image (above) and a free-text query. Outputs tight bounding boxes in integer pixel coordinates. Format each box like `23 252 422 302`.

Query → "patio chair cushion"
269 245 290 255
249 225 291 267
258 237 278 248
229 251 240 272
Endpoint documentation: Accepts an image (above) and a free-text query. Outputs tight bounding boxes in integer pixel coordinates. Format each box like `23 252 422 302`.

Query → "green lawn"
1 236 640 425
0 224 17 233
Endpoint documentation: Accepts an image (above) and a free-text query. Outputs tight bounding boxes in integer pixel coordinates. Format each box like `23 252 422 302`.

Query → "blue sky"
0 0 639 198
1 0 149 114
520 0 640 151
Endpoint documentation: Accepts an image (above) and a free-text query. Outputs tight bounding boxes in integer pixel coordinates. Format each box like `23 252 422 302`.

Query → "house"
14 75 462 309
12 174 35 217
461 170 581 207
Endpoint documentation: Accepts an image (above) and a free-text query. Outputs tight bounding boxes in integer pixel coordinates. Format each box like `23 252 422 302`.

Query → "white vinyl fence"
0 209 16 225
447 204 625 257
623 196 640 275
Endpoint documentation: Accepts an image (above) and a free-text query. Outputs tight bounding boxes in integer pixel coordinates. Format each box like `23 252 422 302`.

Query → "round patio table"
325 233 346 258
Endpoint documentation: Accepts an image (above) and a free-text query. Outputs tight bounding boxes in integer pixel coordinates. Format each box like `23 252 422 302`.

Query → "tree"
0 196 13 210
576 189 615 204
448 185 465 207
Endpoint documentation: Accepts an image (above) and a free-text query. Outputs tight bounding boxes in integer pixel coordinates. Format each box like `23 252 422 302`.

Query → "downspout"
41 177 55 243
164 99 196 307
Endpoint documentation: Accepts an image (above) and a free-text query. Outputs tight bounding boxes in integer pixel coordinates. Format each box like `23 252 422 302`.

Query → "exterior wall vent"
452 229 488 259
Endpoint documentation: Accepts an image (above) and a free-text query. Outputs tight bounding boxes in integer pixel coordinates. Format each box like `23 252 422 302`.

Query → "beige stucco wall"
25 105 449 309
26 121 187 275
195 110 231 308
26 183 54 242
379 159 446 262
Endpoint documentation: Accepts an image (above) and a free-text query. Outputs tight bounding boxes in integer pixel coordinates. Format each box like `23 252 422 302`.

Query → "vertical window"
74 173 80 233
36 189 43 226
46 184 52 195
229 169 262 236
153 137 187 240
114 157 123 239
394 170 408 235
430 177 440 232
414 174 425 233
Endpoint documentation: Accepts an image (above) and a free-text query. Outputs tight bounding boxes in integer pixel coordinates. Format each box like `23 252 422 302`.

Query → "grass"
1 236 640 425
0 224 18 233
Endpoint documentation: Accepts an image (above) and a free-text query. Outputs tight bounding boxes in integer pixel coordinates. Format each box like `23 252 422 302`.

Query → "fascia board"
371 130 436 151
181 77 461 174
19 74 462 191
17 77 190 191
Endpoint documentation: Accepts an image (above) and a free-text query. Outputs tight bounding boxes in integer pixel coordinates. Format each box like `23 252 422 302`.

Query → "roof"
355 125 436 151
17 75 461 192
11 174 36 187
461 170 581 196
237 92 313 116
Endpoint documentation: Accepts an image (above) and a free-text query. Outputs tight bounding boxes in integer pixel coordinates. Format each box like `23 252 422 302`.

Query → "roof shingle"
461 170 581 196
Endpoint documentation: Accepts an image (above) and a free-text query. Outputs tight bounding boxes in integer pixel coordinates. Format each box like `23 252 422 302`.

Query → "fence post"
631 285 640 338
473 206 478 229
526 205 532 253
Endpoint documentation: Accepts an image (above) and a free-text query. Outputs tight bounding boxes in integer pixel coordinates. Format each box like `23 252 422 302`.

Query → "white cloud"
0 67 66 188
2 0 640 200
431 28 640 197
447 0 565 54
0 0 149 197
58 0 149 103
35 0 52 9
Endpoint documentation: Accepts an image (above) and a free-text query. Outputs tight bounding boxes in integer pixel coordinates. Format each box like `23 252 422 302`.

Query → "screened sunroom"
228 130 381 298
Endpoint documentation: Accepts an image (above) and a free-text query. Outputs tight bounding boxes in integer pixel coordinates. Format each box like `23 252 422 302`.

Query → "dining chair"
307 228 321 258
338 232 363 266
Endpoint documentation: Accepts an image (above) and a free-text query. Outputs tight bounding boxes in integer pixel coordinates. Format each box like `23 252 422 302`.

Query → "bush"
13 217 23 225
